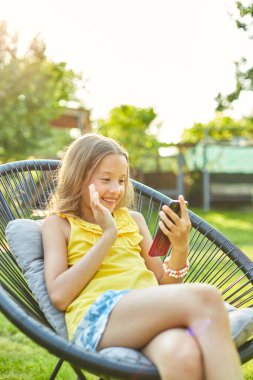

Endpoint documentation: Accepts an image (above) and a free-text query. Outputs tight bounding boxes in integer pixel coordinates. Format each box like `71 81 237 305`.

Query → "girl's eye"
119 179 126 184
101 178 110 182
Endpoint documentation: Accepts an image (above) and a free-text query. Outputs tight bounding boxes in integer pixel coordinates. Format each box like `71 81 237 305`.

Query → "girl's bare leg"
98 283 242 380
142 328 203 380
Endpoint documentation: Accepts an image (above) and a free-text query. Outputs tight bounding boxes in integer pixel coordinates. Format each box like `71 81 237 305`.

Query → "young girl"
42 133 242 380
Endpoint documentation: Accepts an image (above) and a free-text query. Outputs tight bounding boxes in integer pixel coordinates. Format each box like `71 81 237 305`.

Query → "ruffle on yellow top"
59 208 143 266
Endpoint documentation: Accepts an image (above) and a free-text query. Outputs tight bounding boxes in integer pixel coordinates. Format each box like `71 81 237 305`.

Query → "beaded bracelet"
163 258 190 278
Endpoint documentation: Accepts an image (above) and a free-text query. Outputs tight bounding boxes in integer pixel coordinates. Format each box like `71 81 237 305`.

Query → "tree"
0 21 82 162
234 1 253 34
215 2 253 111
96 104 166 173
181 113 253 143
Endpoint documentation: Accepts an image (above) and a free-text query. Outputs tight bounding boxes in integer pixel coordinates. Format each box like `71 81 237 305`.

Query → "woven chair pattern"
0 160 253 380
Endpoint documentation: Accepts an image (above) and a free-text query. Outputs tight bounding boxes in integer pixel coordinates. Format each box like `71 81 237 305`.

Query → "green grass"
191 208 253 261
1 208 253 379
0 313 98 380
0 313 75 380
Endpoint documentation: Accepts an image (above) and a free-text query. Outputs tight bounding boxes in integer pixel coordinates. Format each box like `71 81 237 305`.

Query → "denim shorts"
72 289 130 352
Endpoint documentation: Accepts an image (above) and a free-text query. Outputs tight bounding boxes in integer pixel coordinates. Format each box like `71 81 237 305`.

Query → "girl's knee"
193 284 226 315
151 330 203 380
189 284 230 332
169 338 202 378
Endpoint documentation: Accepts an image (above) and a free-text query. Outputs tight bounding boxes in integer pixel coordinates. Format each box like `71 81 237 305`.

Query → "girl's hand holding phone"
149 195 191 257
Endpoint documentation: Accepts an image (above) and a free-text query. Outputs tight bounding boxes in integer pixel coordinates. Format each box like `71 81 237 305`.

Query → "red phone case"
148 228 171 257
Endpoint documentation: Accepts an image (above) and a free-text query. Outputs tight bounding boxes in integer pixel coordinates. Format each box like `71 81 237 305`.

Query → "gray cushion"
224 301 236 313
224 302 253 347
229 308 253 348
6 219 68 339
99 347 153 367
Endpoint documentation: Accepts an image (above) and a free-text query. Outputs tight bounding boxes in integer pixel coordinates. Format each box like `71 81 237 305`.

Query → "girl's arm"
130 195 191 285
42 185 118 311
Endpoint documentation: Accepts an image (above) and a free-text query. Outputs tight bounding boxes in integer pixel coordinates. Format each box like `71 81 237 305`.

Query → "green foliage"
96 104 167 172
0 21 81 162
215 58 253 111
31 128 75 159
235 1 253 34
215 2 253 111
181 113 253 143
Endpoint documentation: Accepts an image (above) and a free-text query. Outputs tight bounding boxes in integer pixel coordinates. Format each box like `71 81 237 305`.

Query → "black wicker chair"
0 159 253 380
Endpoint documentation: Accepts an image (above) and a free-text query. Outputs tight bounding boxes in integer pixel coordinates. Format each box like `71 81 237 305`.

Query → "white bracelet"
163 258 190 278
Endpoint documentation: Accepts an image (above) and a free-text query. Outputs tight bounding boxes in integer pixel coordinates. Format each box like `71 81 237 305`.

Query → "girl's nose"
109 183 121 193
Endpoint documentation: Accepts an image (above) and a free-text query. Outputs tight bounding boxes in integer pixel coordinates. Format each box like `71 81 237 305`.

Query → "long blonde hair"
48 133 134 217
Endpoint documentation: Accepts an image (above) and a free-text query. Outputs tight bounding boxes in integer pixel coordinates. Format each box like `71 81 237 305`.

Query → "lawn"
0 208 253 379
192 208 253 261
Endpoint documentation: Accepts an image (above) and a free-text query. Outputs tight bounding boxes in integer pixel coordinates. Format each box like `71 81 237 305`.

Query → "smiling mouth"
101 197 118 206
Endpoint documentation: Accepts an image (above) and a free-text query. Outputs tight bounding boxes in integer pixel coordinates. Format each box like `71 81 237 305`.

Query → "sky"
1 0 253 143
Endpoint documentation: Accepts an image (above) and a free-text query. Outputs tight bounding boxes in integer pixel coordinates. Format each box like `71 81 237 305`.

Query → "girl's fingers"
161 206 180 226
89 183 95 193
88 185 116 232
159 221 171 237
89 184 100 207
93 191 99 205
89 184 108 218
159 197 191 242
89 184 95 201
159 210 176 229
178 195 190 221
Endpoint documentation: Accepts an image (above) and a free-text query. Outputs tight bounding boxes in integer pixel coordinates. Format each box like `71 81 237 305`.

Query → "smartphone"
168 200 188 218
148 199 188 257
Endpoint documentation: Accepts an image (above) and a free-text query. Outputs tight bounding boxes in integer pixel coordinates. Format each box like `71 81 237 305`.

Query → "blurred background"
0 1 253 378
1 0 253 211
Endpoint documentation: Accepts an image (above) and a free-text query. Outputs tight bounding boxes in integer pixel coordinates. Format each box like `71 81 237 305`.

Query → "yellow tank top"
60 207 158 340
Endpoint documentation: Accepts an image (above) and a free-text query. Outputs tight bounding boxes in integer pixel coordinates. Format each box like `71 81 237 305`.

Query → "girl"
42 133 242 380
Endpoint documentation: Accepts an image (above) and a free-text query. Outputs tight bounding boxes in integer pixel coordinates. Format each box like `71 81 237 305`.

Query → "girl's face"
81 153 128 218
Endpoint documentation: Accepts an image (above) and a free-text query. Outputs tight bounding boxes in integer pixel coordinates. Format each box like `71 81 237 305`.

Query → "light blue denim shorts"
72 289 130 352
